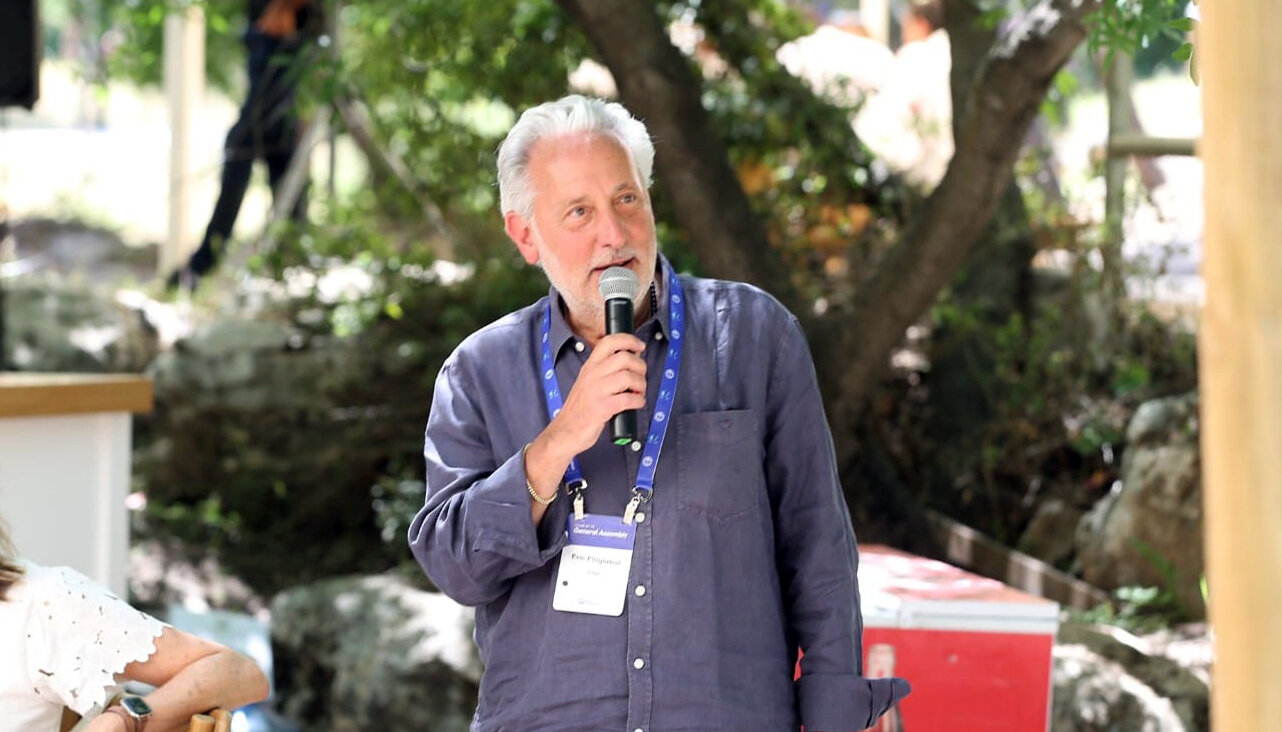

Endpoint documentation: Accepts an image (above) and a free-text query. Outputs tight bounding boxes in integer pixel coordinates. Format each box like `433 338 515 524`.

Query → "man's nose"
597 208 627 248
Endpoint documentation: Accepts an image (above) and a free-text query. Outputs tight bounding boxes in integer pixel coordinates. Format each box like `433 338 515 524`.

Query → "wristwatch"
106 695 153 732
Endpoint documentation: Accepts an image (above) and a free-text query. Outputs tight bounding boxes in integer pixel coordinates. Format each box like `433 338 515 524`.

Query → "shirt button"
635 585 647 597
574 341 585 352
655 332 665 341
635 728 644 732
634 512 646 523
633 657 645 669
630 440 642 452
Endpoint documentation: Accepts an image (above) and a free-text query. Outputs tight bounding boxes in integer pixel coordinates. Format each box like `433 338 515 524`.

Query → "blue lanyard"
539 267 685 519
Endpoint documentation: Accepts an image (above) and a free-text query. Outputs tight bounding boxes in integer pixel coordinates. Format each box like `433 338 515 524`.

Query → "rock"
1052 621 1209 731
7 217 157 283
271 573 480 732
1076 393 1203 617
1127 396 1198 446
1018 497 1084 567
1 278 160 372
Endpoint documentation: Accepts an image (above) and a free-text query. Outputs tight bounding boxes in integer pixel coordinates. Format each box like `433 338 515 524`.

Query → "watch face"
120 696 153 718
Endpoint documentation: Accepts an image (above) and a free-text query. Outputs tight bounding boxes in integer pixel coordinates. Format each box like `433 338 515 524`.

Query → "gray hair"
497 95 655 220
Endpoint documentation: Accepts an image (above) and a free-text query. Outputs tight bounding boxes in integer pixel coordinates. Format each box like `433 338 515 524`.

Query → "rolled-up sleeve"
408 358 569 607
765 317 910 731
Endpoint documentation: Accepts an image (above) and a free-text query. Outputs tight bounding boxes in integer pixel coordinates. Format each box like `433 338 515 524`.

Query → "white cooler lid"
859 545 1060 635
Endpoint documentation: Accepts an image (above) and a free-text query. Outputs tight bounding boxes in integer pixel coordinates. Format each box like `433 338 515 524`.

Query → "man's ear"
504 212 540 265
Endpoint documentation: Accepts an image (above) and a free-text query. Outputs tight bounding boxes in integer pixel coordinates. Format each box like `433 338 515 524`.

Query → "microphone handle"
611 405 638 446
605 297 637 445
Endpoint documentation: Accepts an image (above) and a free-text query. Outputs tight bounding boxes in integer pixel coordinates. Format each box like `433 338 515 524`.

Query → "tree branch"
825 0 1102 428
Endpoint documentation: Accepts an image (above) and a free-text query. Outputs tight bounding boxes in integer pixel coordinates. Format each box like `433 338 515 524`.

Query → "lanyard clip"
622 487 651 525
565 479 587 521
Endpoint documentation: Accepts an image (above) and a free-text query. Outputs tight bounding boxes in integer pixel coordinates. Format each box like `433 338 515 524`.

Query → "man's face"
504 133 657 334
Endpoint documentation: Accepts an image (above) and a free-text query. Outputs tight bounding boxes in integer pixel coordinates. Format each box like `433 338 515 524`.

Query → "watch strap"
102 705 140 732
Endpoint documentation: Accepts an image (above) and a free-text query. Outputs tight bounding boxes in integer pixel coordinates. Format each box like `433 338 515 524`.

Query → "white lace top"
0 561 166 732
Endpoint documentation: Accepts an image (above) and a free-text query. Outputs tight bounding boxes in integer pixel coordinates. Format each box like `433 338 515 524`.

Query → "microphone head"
598 265 639 303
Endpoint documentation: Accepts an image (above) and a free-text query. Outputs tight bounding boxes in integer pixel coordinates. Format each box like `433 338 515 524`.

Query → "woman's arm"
81 626 270 732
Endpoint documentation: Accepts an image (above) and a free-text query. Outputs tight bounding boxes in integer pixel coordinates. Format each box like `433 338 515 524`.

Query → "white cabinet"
0 374 152 596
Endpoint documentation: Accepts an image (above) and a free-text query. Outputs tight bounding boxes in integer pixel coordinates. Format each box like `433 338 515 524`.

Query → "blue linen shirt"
409 257 908 731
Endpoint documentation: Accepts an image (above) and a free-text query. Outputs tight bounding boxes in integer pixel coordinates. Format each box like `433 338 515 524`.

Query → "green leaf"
1172 42 1193 62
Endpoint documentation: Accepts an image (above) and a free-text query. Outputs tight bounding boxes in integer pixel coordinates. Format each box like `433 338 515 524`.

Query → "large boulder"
1076 393 1203 617
1 217 164 371
1052 621 1209 731
1 277 161 372
270 573 480 732
1018 496 1085 568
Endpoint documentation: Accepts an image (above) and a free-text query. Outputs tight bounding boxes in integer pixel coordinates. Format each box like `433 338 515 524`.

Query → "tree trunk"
914 0 1037 534
556 0 795 303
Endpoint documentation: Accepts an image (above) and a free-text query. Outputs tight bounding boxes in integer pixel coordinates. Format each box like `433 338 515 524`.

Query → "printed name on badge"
553 514 637 617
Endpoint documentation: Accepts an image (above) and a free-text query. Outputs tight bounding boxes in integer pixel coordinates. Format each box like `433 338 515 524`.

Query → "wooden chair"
188 708 232 732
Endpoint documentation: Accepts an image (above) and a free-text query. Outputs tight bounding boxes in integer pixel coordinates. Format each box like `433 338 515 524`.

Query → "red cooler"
857 544 1059 732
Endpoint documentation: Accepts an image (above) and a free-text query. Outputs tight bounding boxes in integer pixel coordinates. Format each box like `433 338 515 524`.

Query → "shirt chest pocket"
675 409 765 522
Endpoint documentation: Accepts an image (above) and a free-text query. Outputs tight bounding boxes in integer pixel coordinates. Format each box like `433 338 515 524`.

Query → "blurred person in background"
854 0 953 191
776 9 894 108
169 0 321 290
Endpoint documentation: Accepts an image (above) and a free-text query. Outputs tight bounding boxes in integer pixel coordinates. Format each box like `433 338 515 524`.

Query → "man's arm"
408 332 647 606
765 317 909 731
408 359 571 606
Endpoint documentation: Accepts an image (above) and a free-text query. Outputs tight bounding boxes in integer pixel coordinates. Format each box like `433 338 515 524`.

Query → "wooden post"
1199 2 1282 730
162 5 205 278
1101 52 1134 321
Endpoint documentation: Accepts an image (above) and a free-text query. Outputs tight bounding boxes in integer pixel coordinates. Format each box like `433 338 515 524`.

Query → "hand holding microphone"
538 267 645 463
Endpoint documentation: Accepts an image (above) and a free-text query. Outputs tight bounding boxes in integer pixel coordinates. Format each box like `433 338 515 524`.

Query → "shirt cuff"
796 674 911 731
469 449 569 566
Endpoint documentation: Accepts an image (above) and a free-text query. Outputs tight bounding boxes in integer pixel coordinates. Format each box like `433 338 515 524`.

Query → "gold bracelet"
523 442 558 505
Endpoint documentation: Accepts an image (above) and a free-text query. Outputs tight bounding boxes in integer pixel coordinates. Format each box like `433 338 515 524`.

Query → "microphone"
598 266 639 446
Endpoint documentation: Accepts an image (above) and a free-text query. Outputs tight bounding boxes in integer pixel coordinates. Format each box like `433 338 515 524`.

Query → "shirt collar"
546 254 673 357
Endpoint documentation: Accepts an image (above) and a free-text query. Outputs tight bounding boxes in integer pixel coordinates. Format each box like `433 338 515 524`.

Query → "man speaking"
408 95 909 731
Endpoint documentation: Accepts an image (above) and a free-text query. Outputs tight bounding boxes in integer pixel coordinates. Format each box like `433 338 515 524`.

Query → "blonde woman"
0 515 269 732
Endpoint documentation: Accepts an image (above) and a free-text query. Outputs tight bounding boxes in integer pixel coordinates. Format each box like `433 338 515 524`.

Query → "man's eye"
619 193 637 204
569 206 588 218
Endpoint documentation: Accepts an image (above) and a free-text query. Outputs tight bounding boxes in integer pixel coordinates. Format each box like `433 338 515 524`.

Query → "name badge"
553 514 636 616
